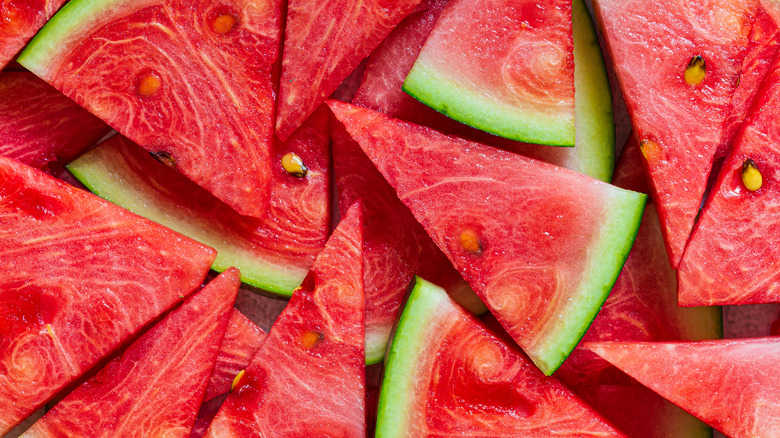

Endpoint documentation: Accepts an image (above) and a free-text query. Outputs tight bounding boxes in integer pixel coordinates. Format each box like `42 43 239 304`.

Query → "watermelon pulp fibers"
0 0 66 69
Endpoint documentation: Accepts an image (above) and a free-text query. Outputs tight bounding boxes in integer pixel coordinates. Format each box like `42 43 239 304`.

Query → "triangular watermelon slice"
275 0 422 139
0 155 216 434
17 0 283 218
403 0 576 146
328 100 646 375
0 71 110 171
205 203 365 437
0 0 66 69
377 277 626 437
593 0 758 266
20 269 239 438
586 338 780 438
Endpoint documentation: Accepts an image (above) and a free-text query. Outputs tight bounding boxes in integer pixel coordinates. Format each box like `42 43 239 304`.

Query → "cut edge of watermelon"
402 63 576 147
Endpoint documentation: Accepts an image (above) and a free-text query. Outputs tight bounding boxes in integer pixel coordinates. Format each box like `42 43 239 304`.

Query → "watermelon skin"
377 277 625 437
0 155 216 434
18 0 283 219
328 100 646 375
21 269 239 438
0 0 66 69
275 0 422 140
68 107 330 296
0 72 110 171
586 338 780 438
205 203 365 437
593 0 757 267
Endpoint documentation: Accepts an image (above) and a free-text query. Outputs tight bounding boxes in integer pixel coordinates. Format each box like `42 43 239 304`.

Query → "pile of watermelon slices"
3 0 780 436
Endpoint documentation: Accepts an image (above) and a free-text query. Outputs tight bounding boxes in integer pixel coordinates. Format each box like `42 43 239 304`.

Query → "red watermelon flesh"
593 0 758 267
0 71 110 171
205 203 365 437
679 52 780 306
21 269 239 438
611 135 651 195
772 317 780 336
0 0 66 69
190 394 228 438
18 0 283 219
586 338 780 438
0 155 216 434
275 0 422 140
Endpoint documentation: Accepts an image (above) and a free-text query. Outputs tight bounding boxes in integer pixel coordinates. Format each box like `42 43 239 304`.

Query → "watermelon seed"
230 369 247 392
137 73 162 97
684 55 706 86
150 151 176 168
742 159 763 192
281 152 308 178
45 324 54 338
301 330 324 350
639 139 660 161
212 14 237 34
459 229 483 255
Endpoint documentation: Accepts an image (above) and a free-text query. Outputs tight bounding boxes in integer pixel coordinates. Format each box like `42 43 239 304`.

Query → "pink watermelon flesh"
611 135 651 195
586 338 780 438
205 203 365 437
19 0 284 218
0 155 216 434
275 0 422 139
679 51 780 306
0 72 110 171
327 100 646 375
21 269 239 438
190 394 228 438
593 0 757 267
0 0 66 69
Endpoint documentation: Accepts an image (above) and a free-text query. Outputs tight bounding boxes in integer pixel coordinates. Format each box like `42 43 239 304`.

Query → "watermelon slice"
592 0 758 266
354 0 615 182
0 155 216 434
17 0 283 218
67 106 330 296
205 203 365 437
275 0 422 139
20 269 239 438
611 135 650 195
328 101 646 375
0 0 66 69
586 338 780 438
377 277 625 437
403 0 576 146
0 71 110 171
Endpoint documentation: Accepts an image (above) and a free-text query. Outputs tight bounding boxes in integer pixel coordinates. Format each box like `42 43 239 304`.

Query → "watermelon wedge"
67 106 330 296
17 0 283 218
0 0 66 69
403 0 576 146
328 101 646 375
20 269 239 438
611 135 650 195
0 71 110 171
592 0 758 266
377 277 625 437
205 203 365 437
0 155 216 434
586 338 780 438
275 0 422 139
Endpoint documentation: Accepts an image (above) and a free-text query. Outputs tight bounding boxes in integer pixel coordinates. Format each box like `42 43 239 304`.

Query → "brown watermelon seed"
212 13 237 34
230 369 247 392
685 55 706 86
742 159 763 192
301 330 324 350
150 151 176 168
137 73 162 97
281 152 308 178
459 229 483 255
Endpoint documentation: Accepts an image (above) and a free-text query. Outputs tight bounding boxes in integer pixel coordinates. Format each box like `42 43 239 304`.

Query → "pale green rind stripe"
365 329 388 365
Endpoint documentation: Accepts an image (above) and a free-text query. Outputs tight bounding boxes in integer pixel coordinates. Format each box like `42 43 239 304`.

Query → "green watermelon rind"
67 145 305 296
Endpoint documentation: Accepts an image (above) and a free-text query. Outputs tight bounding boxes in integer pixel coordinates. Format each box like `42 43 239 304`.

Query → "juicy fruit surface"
0 72 110 171
329 101 646 375
276 0 422 139
205 204 365 437
377 278 625 437
0 0 65 69
68 107 330 296
404 0 576 146
0 155 216 434
19 0 283 218
594 0 757 266
21 269 239 438
587 338 780 438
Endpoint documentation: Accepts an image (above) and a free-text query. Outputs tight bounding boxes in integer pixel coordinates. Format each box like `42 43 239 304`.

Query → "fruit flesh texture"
20 269 239 438
587 338 780 438
205 203 365 438
0 155 216 434
68 106 330 296
0 72 110 171
328 101 646 375
276 0 422 139
0 0 66 69
593 0 757 267
19 0 283 218
403 0 576 146
377 277 626 437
